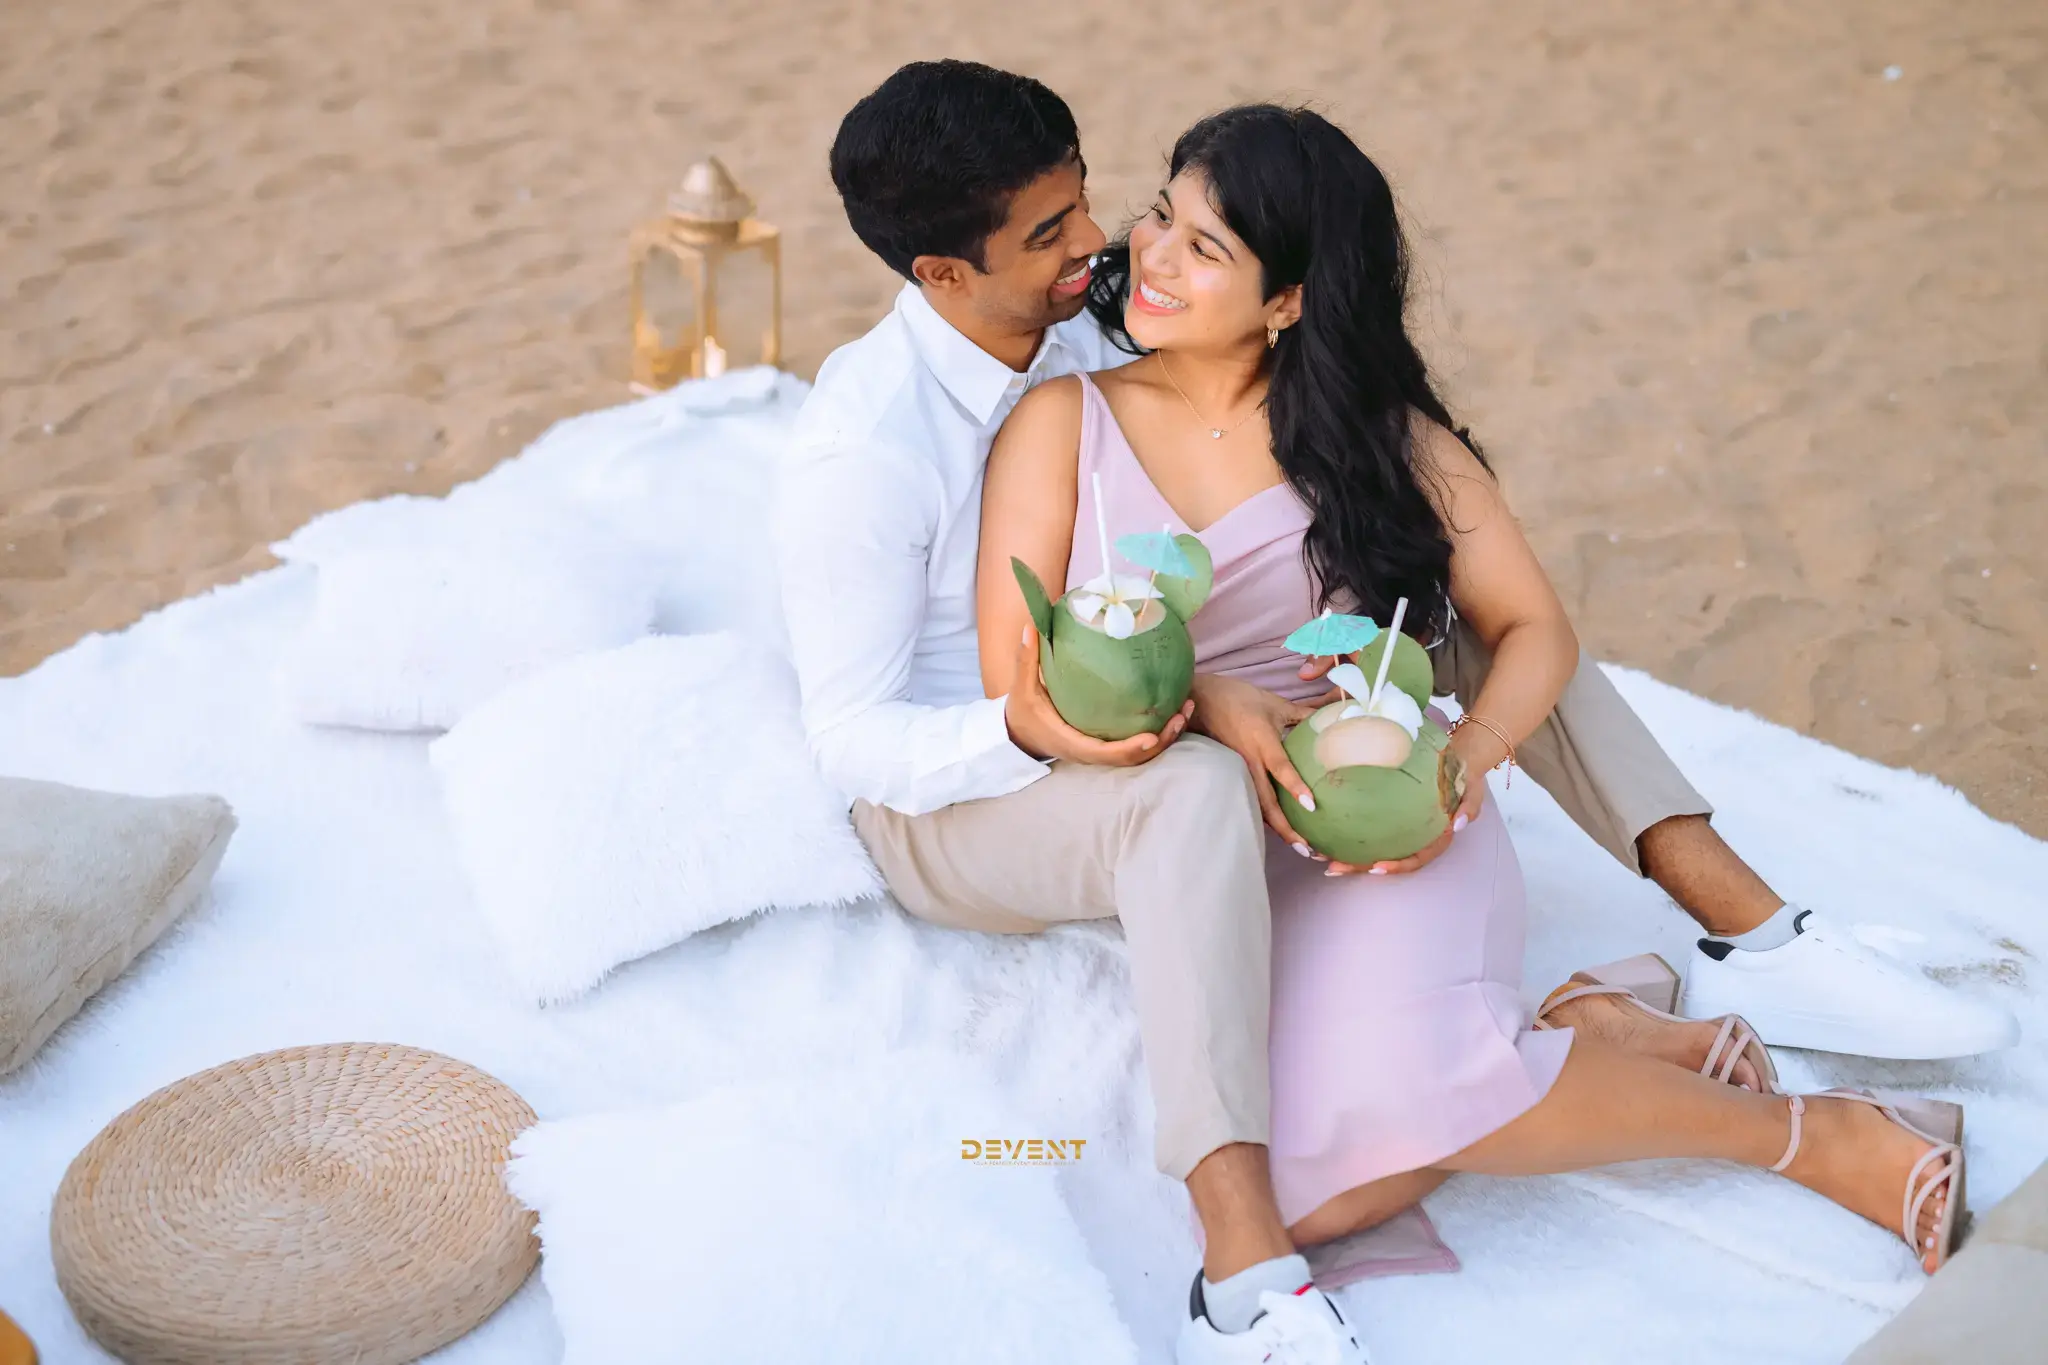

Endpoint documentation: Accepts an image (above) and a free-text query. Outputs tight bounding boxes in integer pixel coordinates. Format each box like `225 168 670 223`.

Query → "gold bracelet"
1449 713 1516 787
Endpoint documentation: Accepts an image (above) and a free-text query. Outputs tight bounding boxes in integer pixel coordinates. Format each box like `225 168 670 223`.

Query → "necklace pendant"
1210 428 1223 440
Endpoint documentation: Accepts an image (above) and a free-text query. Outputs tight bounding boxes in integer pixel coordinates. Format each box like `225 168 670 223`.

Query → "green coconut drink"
1350 627 1436 716
1272 603 1469 865
1011 533 1213 741
1010 476 1215 742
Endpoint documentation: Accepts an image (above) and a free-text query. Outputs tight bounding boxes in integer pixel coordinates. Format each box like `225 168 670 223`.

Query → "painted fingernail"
1368 866 1388 875
1292 842 1312 858
1453 812 1469 832
1324 866 1342 877
1299 793 1317 812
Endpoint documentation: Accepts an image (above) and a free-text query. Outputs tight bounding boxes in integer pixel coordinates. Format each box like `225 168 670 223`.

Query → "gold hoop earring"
1267 326 1280 349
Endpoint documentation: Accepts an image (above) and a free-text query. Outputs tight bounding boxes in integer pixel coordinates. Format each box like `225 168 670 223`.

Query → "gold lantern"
629 157 782 389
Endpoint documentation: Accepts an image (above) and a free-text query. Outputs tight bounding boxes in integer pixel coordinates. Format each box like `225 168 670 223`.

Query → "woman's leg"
1287 1036 1786 1246
1439 1036 1951 1271
1445 1036 1783 1171
1537 989 1765 1091
1288 1169 1449 1248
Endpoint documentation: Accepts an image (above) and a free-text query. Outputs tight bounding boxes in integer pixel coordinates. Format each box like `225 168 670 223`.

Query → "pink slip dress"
1064 371 1572 1224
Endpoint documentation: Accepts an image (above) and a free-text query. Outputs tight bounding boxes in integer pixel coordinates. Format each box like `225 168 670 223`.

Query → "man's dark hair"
830 60 1081 279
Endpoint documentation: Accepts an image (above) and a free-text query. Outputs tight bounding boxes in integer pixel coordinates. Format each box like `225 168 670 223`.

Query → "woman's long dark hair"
1086 104 1486 640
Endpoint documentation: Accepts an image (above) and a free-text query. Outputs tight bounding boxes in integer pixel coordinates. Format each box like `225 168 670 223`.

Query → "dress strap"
1071 369 1107 488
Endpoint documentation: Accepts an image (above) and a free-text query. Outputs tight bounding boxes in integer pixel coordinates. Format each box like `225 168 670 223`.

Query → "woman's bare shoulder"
1407 410 1511 540
1406 410 1488 479
990 374 1085 475
1090 357 1161 399
1014 372 1085 415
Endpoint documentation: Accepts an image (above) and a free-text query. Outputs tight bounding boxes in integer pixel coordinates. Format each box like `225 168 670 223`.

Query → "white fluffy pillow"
429 633 881 1003
505 1053 1138 1365
283 532 656 733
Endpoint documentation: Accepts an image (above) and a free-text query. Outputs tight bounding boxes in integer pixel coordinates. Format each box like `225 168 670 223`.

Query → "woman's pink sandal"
1536 952 1780 1093
1771 1089 1967 1272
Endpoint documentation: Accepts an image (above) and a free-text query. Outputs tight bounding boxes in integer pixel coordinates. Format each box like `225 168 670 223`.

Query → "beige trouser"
855 630 1714 1180
855 736 1272 1180
1432 618 1713 875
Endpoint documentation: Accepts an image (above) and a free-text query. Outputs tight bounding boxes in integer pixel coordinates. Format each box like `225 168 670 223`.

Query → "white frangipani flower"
1326 661 1424 738
1325 662 1371 708
1068 572 1164 640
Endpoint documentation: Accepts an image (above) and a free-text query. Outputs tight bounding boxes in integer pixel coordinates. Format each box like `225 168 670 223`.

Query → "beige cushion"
0 776 236 1075
1847 1157 2048 1364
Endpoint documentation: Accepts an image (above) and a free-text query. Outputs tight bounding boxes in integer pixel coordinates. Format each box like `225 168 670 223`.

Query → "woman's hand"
1188 673 1323 854
1444 722 1498 828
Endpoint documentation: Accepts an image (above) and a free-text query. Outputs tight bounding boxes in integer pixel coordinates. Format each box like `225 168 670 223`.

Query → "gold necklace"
1158 352 1264 440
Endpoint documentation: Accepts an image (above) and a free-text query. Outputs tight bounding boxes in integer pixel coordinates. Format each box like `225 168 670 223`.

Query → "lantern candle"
628 157 782 390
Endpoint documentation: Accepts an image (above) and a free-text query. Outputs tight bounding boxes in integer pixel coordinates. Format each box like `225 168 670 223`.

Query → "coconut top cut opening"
1313 714 1416 771
1066 595 1168 636
1306 699 1351 734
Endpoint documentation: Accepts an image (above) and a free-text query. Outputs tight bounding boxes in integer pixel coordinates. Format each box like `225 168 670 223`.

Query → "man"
776 60 2012 1364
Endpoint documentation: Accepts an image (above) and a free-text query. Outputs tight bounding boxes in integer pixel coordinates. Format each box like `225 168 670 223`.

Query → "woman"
976 105 1963 1273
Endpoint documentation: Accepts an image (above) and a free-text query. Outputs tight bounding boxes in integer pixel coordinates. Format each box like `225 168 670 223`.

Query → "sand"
3 0 2043 838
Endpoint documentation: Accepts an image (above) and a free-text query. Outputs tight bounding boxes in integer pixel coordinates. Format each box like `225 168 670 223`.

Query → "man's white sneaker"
1177 1272 1370 1364
1681 912 2019 1059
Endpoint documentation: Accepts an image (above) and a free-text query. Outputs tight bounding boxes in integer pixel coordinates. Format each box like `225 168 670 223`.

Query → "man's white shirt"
775 283 1130 816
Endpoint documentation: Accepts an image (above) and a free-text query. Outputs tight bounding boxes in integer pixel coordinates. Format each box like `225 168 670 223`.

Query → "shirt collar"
896 283 1075 426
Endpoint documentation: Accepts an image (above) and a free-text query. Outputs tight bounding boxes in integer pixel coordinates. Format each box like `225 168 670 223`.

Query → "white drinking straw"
1366 596 1410 709
1091 471 1114 582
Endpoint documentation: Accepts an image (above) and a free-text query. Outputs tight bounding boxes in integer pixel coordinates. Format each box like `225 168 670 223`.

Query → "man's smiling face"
952 154 1107 336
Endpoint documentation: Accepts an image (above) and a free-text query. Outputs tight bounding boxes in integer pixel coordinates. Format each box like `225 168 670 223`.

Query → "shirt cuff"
956 695 1051 802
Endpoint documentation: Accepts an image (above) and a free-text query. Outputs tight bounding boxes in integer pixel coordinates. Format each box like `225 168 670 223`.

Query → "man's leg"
852 736 1292 1279
1435 619 2018 1059
1434 618 1778 932
1634 813 1784 937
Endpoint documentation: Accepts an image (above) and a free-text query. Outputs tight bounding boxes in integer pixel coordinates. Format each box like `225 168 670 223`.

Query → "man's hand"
1005 625 1192 766
1188 673 1324 853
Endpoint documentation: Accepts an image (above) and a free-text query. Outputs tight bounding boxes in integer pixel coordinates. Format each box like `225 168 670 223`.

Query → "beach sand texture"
4 0 2043 836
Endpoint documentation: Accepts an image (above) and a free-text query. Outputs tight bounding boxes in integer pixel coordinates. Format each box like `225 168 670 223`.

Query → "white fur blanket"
2 375 2042 1363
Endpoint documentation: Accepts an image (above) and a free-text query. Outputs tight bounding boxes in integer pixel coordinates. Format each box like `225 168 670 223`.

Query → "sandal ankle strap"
1769 1094 1805 1174
1782 1089 1963 1258
1535 981 1634 1025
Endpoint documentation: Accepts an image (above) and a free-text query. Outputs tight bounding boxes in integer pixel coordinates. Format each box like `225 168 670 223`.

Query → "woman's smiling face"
1123 168 1273 354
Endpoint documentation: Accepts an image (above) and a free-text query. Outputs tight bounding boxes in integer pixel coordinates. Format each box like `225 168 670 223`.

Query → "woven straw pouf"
50 1043 539 1365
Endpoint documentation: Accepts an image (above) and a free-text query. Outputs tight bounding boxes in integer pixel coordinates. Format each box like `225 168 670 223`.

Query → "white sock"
1200 1253 1313 1333
1709 901 1808 952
